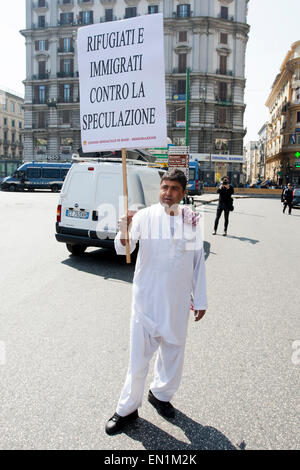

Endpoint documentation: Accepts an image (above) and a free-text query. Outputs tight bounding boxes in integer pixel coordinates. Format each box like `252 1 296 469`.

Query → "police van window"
61 169 69 178
42 168 60 178
189 168 195 180
27 168 41 178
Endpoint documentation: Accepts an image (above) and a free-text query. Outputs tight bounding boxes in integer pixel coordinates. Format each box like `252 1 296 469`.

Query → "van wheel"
51 185 59 193
9 185 16 192
66 244 87 256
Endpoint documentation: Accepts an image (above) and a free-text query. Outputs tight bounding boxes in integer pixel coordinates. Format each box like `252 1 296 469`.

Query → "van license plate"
66 210 89 219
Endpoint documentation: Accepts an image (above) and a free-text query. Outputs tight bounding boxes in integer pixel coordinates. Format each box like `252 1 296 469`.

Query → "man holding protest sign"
105 169 207 435
77 14 207 436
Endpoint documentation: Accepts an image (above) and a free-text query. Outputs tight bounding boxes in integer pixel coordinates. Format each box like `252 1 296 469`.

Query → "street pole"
185 67 190 147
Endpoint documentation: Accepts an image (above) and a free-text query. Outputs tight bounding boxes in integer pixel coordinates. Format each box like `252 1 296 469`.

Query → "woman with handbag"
213 176 234 236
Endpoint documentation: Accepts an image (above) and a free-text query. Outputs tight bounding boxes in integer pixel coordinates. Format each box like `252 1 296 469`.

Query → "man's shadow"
124 409 246 450
225 235 259 245
62 242 211 281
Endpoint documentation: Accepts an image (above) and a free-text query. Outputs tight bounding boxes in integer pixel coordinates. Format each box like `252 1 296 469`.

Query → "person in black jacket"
213 176 234 236
282 183 294 215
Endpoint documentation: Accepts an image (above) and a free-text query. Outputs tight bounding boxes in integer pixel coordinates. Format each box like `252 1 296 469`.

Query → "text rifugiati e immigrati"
82 26 157 131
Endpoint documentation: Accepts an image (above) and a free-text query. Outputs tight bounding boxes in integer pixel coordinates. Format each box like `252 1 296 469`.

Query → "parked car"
55 159 164 255
0 162 72 192
293 188 300 208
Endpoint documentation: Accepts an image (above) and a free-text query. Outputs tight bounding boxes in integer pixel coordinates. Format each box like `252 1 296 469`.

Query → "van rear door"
60 167 95 229
92 168 123 237
138 169 161 206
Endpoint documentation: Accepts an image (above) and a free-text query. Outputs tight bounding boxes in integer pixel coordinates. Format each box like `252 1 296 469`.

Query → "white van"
55 159 163 255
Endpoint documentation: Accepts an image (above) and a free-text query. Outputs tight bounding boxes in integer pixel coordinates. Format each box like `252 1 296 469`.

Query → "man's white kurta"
114 203 207 346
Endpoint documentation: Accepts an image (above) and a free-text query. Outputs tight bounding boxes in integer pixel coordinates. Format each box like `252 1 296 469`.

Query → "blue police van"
0 162 72 192
187 160 202 195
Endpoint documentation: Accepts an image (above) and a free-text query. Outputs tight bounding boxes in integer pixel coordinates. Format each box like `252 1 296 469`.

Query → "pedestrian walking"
282 183 294 215
213 176 234 236
105 169 207 435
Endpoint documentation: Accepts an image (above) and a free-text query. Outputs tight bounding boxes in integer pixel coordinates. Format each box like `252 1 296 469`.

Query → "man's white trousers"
116 318 186 417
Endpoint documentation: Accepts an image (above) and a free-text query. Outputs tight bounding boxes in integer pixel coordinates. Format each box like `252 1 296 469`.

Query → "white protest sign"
77 14 167 152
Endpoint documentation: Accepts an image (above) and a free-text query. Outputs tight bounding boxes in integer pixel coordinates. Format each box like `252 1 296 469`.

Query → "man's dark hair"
161 168 187 191
221 176 229 182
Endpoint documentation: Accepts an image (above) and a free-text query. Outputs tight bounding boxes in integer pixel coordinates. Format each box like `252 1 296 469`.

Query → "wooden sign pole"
121 148 131 264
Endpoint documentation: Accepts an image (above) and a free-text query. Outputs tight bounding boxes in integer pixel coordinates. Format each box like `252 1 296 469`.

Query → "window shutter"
38 61 46 75
70 84 73 101
218 108 226 124
60 59 64 73
45 40 49 50
59 85 63 102
178 54 187 73
219 82 227 100
90 11 94 23
35 41 39 51
70 59 74 74
220 56 227 74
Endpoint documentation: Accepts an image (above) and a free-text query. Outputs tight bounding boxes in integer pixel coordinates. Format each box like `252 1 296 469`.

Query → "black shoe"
223 231 227 236
212 231 217 235
105 410 138 435
148 390 175 419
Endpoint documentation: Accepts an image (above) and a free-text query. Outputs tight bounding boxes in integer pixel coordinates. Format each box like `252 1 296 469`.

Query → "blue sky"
0 0 300 145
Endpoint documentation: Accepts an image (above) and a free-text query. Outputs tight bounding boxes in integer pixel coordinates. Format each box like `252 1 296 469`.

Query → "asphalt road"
0 191 299 450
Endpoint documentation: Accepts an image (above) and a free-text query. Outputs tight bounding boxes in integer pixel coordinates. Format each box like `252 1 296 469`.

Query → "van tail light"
88 167 94 171
196 180 198 191
57 204 62 223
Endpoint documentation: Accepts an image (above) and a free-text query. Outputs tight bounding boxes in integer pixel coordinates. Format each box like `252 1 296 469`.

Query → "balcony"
32 73 50 80
172 68 187 74
58 0 74 10
172 11 194 19
57 96 79 104
216 69 233 76
57 72 78 78
3 140 11 146
32 22 48 29
217 14 235 21
33 99 47 105
78 0 94 5
216 97 233 106
57 19 76 26
100 15 118 22
32 122 49 129
57 47 74 54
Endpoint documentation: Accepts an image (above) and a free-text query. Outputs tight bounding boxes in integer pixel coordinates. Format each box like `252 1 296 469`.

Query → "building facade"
257 121 267 181
265 41 300 186
0 88 24 178
21 0 249 183
244 140 258 184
